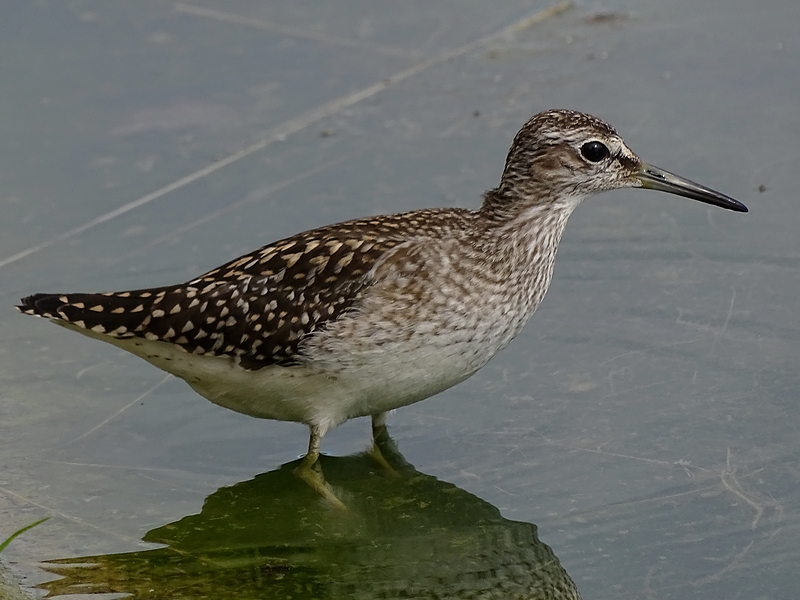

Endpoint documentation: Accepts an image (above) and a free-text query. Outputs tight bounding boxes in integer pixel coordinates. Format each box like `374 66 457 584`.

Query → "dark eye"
580 141 610 162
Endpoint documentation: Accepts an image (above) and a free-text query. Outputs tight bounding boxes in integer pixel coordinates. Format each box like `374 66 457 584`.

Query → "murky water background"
1 1 799 598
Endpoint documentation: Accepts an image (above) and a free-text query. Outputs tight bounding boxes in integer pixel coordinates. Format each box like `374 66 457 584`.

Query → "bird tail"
17 289 171 338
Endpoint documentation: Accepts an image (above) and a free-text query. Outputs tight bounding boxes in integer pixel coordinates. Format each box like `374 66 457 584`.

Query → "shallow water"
1 1 799 598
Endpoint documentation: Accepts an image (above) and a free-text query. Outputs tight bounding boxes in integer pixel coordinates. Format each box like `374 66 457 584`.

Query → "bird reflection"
40 433 581 599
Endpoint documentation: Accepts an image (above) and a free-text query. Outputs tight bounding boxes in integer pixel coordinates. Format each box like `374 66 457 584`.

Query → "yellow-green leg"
368 413 401 478
293 424 347 510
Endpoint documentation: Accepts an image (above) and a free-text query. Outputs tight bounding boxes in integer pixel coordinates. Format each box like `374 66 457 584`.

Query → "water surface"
1 1 799 598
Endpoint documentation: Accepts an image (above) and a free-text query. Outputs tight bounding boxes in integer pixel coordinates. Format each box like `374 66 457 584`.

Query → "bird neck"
478 185 581 251
479 185 519 222
473 185 582 312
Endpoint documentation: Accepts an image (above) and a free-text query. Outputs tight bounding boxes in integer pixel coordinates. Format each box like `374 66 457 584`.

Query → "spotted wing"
18 209 469 370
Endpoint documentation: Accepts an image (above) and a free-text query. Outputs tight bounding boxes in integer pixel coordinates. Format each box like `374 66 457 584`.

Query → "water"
1 1 798 598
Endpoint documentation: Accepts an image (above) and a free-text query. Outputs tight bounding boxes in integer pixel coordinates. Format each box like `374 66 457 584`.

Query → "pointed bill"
635 164 748 213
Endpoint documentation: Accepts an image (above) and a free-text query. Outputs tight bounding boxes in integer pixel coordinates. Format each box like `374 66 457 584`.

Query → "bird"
18 109 748 506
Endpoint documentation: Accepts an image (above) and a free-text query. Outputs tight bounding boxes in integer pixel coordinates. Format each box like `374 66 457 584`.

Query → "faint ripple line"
174 3 421 58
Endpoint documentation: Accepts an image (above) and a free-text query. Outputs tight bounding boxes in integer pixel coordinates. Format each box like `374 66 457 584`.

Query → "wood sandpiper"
18 109 748 505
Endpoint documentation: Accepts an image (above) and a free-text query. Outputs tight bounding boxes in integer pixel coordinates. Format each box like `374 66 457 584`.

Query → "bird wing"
17 209 469 370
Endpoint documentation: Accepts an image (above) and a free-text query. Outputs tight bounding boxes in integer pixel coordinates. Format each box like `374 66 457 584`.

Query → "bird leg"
368 413 402 478
293 423 346 509
371 412 388 441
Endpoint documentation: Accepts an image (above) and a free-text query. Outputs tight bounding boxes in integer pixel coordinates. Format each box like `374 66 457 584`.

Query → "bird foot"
368 442 401 479
293 459 347 510
368 424 413 478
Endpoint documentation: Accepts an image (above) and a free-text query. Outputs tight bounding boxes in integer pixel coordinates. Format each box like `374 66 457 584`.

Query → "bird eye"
580 141 610 162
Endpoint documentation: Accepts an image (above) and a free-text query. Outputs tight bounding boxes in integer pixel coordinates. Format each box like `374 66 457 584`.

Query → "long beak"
634 164 748 213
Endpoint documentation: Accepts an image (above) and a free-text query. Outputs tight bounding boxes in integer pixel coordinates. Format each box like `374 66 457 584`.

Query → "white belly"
69 324 482 433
